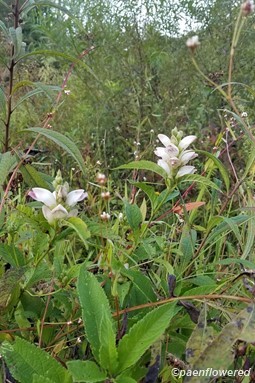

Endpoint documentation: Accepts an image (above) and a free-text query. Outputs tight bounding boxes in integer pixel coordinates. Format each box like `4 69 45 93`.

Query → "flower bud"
241 0 254 16
101 191 111 200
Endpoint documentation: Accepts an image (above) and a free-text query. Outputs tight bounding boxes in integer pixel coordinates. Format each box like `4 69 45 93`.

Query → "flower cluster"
28 173 87 224
155 128 197 179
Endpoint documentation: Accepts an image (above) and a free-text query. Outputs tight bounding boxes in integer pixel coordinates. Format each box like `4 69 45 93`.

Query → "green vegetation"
1 1 255 382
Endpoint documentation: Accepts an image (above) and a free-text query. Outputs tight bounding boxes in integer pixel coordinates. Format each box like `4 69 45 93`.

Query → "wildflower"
64 89 71 95
241 112 248 118
241 0 254 16
118 212 123 221
101 191 111 200
28 184 87 224
186 35 200 52
100 212 110 221
154 129 197 179
77 337 82 343
96 173 107 184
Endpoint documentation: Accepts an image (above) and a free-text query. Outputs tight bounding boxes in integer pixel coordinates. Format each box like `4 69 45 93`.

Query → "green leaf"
125 201 143 230
17 50 97 80
0 269 24 313
180 174 221 191
0 151 17 188
0 86 6 118
122 269 156 303
218 258 255 269
67 360 107 383
63 217 90 246
77 266 118 373
205 215 249 246
115 377 137 383
0 1 9 11
131 182 158 211
33 376 56 383
13 84 61 111
20 164 51 189
1 337 72 383
115 160 168 178
197 149 230 192
9 26 23 59
116 302 177 373
0 243 26 267
25 127 87 175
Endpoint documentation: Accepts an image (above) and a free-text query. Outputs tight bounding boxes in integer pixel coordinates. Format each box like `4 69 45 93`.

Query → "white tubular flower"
154 130 197 180
28 187 87 224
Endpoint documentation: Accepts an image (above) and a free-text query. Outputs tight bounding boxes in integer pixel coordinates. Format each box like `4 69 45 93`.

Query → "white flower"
100 211 110 221
186 35 200 50
96 173 107 184
28 187 87 224
154 131 197 179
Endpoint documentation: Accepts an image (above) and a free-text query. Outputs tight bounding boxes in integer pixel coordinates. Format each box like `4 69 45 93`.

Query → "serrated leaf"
67 360 107 383
63 217 90 247
122 269 156 303
125 201 143 230
20 164 51 189
116 160 168 178
197 150 230 192
0 243 26 267
77 267 118 373
25 127 86 175
187 304 255 383
116 302 177 373
0 269 24 312
0 151 17 188
0 337 72 383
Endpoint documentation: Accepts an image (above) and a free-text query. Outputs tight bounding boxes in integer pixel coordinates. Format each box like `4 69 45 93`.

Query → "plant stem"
4 0 20 152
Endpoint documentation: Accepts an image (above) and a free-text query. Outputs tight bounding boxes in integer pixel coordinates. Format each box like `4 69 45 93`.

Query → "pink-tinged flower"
154 130 197 179
28 187 87 224
96 173 107 184
241 0 254 16
100 211 110 221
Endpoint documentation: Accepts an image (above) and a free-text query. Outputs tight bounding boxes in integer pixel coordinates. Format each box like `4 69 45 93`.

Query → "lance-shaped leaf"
25 127 86 175
116 302 177 373
77 267 118 373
